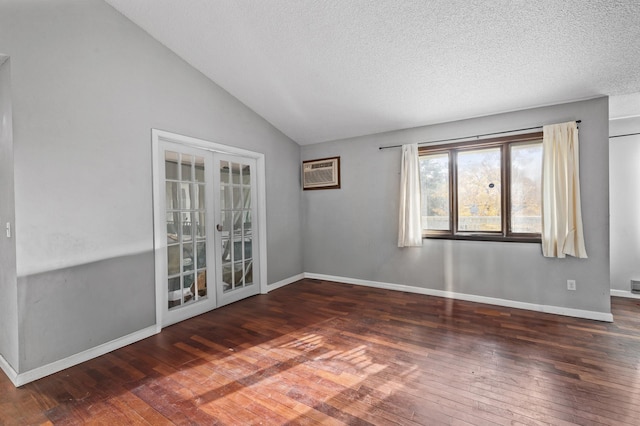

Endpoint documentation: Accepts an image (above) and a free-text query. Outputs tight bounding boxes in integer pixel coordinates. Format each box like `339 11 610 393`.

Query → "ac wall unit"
302 156 340 190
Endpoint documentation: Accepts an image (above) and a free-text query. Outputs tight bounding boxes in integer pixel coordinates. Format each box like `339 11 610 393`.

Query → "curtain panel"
541 121 588 258
398 143 423 247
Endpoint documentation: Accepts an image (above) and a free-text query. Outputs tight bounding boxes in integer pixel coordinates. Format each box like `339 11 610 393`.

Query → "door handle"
216 224 223 232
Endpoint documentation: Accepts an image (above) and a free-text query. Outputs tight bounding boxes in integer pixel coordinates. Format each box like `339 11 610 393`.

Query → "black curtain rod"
610 132 640 139
378 120 581 150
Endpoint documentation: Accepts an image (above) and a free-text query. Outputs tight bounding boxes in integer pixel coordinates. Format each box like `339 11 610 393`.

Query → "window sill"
423 234 541 243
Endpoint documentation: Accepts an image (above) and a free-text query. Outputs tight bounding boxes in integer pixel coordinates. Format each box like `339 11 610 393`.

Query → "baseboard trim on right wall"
304 273 614 322
267 273 305 293
611 289 640 299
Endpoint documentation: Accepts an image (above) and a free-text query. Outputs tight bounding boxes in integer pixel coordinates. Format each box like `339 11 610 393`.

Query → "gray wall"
609 117 640 291
302 97 610 315
0 56 18 371
1 0 302 372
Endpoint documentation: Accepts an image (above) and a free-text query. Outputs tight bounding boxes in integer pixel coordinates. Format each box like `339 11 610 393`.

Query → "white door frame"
151 129 268 330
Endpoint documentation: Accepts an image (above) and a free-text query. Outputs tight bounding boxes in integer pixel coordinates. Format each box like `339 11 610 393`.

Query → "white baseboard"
304 273 614 323
12 325 158 387
0 353 18 386
611 289 640 299
267 273 304 292
6 273 304 388
3 273 615 388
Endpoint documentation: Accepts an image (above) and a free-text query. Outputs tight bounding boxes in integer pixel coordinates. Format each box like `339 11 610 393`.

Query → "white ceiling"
105 0 640 145
610 92 640 120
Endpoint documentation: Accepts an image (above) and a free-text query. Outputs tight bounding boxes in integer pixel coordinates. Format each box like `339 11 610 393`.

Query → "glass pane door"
165 151 208 309
157 140 215 328
215 154 259 306
153 135 262 327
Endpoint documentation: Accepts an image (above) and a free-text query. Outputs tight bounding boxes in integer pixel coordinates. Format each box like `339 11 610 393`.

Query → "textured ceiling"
105 0 640 145
610 92 640 120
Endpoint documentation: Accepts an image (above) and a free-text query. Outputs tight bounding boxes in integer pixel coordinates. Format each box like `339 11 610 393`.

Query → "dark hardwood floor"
2 278 640 425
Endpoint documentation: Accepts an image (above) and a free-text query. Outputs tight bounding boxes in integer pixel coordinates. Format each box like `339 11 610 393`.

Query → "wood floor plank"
2 279 640 425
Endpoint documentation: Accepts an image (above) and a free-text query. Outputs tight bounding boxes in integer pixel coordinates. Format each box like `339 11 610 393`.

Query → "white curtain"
541 121 588 258
398 143 422 247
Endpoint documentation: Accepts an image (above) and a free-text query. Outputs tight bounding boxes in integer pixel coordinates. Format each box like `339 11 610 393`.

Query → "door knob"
216 224 223 231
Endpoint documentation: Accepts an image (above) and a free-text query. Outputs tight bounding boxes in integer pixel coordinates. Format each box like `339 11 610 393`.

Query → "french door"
214 154 260 307
153 133 263 328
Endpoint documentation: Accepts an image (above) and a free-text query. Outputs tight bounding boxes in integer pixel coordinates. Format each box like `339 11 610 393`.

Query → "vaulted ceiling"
105 0 640 145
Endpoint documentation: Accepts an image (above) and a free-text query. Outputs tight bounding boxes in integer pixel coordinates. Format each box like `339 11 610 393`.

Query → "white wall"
0 0 302 374
609 116 640 292
302 97 611 318
0 56 18 372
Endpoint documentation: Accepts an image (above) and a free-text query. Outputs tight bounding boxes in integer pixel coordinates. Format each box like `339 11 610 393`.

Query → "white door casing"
152 130 267 329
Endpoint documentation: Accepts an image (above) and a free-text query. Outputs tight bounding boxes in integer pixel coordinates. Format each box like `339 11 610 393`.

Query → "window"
419 132 543 242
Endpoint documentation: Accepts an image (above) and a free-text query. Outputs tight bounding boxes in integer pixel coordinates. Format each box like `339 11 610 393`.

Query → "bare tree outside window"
419 153 450 231
457 148 501 232
419 133 543 242
510 143 543 233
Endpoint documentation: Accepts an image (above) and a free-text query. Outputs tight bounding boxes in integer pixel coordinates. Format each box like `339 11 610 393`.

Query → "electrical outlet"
567 279 576 291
